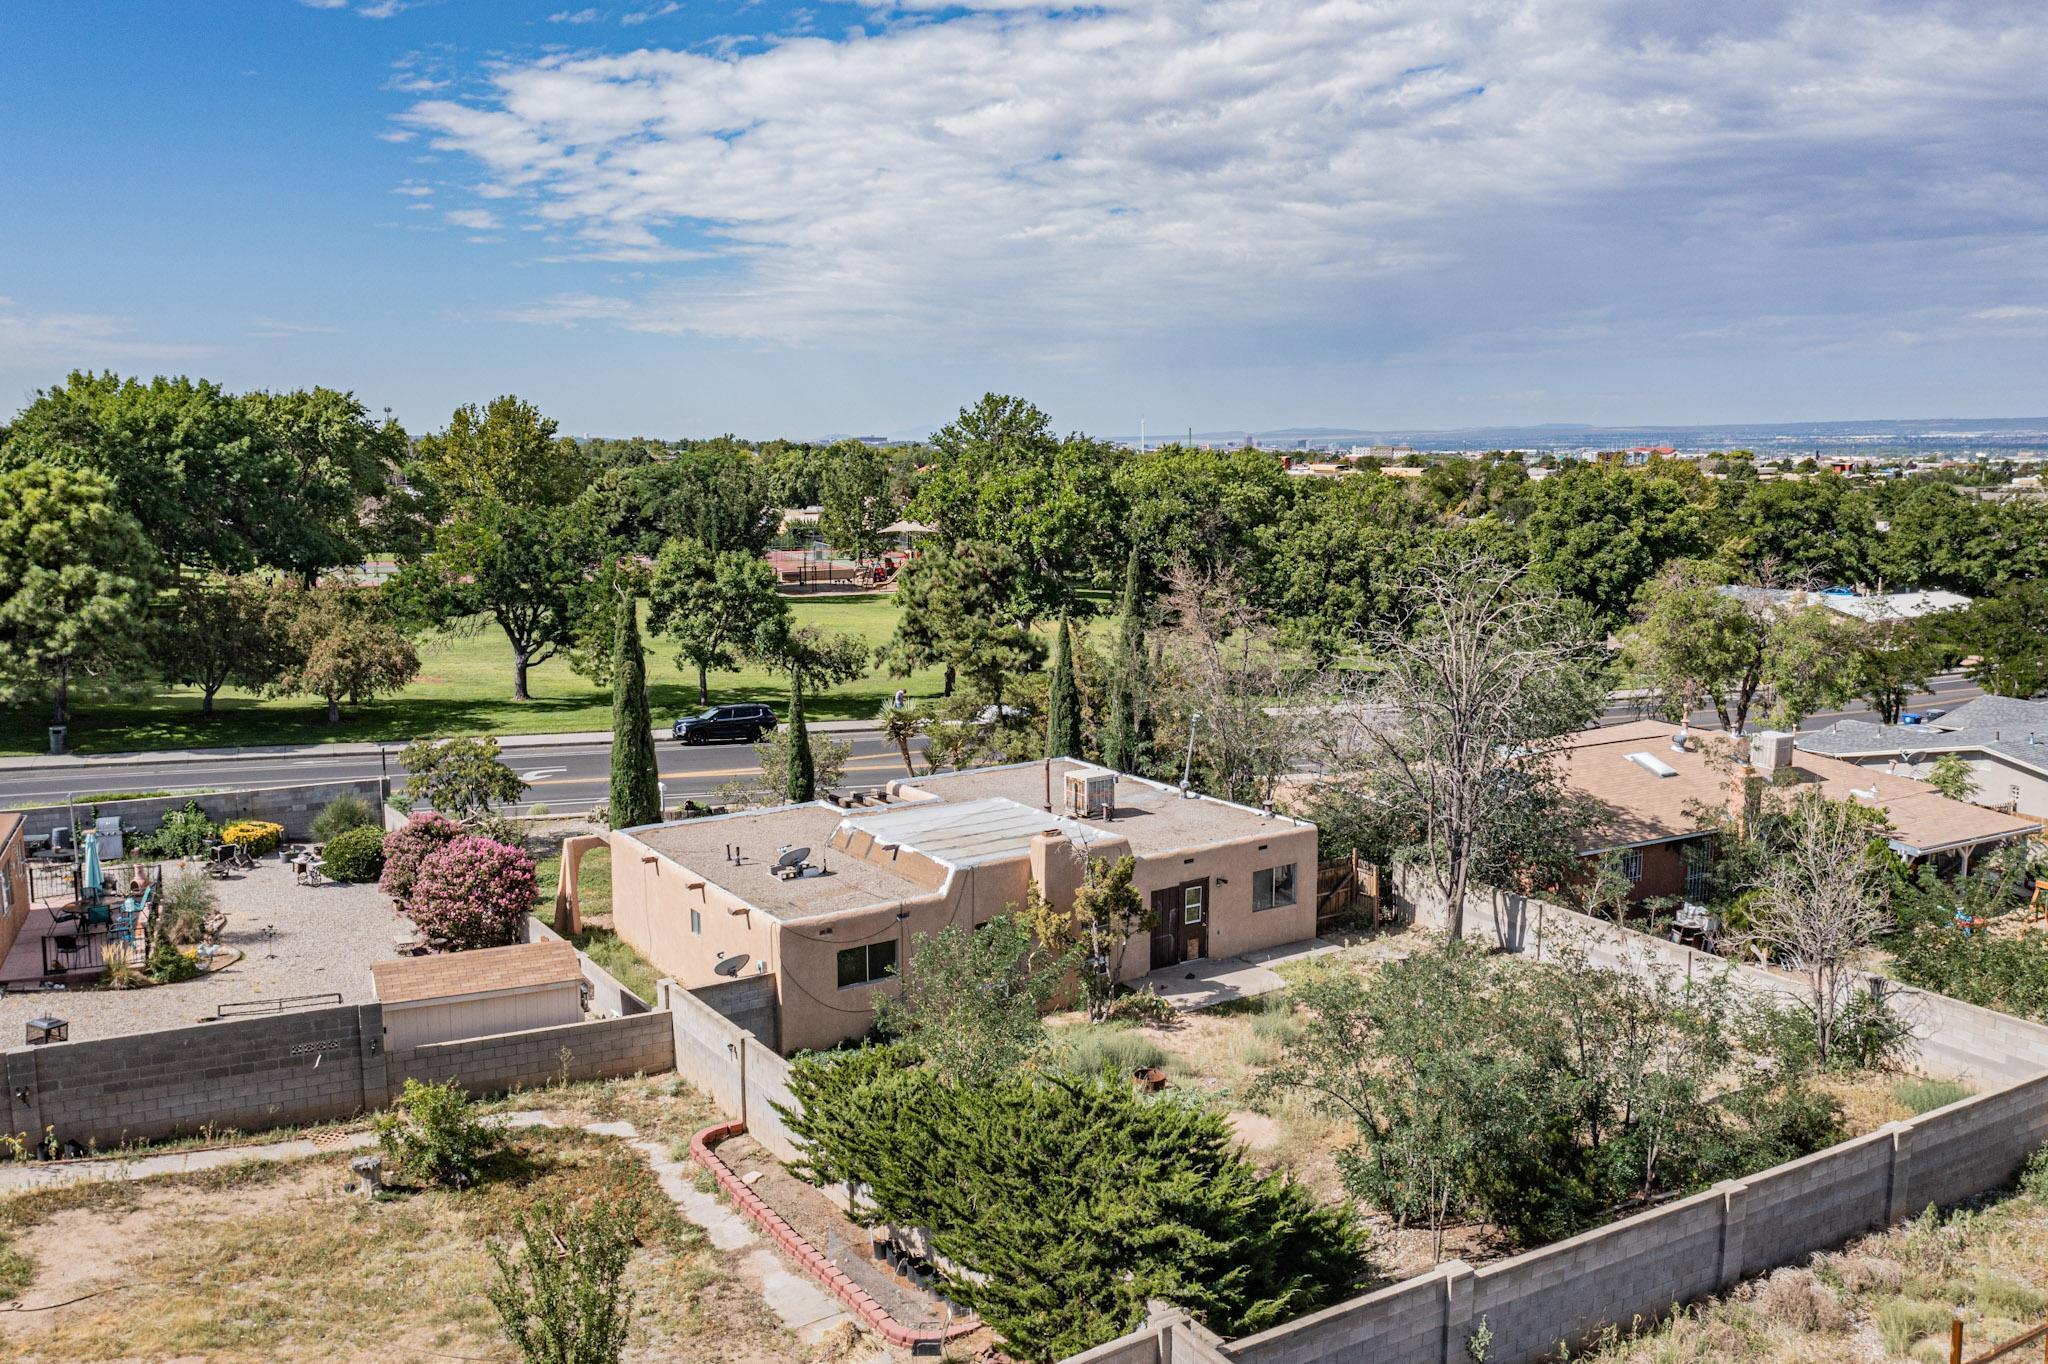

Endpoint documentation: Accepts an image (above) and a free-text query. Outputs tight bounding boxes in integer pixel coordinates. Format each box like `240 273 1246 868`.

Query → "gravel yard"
0 860 411 1045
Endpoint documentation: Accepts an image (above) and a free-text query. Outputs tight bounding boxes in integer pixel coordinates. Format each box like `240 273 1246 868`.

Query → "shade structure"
81 830 101 902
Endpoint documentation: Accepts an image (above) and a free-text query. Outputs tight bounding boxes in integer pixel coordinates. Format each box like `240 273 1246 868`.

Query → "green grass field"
0 593 947 755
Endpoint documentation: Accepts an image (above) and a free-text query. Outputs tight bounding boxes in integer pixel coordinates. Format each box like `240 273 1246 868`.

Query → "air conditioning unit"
1751 730 1795 774
1065 770 1116 819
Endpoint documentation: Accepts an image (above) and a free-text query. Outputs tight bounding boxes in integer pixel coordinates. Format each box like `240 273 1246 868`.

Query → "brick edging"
689 1120 981 1349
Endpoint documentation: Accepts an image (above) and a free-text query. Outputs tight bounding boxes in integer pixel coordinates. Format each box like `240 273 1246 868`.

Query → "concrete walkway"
0 1110 855 1342
1137 937 1336 1010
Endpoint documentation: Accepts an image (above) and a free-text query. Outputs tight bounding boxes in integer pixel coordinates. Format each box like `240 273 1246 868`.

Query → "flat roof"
1563 721 2041 858
372 939 581 1006
898 760 1308 856
633 803 936 921
837 797 1114 867
621 760 1311 923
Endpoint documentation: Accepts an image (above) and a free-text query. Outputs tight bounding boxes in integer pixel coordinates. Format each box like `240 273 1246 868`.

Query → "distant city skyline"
5 1 2047 437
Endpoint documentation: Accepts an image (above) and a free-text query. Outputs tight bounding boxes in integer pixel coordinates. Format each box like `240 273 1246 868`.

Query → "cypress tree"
785 677 817 802
1046 615 1083 759
1101 549 1148 773
608 593 662 827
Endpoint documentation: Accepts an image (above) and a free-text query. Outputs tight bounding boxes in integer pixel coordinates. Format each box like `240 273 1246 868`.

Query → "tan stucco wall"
0 822 27 970
605 812 1321 1055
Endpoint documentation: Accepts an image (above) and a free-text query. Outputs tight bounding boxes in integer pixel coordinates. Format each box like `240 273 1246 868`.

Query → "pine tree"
785 678 817 802
1046 616 1083 759
1101 549 1149 773
608 593 661 828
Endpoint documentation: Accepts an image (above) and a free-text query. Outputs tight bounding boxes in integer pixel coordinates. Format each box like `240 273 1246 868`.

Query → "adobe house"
556 759 1318 1054
1559 720 2043 907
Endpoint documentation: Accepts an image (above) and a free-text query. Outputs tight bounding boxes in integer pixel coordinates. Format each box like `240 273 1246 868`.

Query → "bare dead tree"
1743 791 1893 1065
1152 562 1316 807
1320 548 1604 937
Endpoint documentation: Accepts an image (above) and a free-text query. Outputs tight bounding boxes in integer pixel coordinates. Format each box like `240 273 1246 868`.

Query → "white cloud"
401 1 2048 362
377 128 417 143
447 208 503 229
620 2 680 26
390 182 434 196
549 8 603 23
1973 305 2048 321
0 298 218 367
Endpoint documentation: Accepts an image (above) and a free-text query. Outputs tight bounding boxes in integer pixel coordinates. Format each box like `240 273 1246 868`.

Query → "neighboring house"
1798 696 2048 821
1558 720 2042 906
1714 585 1971 621
371 939 585 1051
571 759 1318 1054
0 815 26 969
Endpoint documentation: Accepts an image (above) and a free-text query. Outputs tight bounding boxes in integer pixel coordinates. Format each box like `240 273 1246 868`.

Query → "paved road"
1597 671 1985 733
0 732 926 813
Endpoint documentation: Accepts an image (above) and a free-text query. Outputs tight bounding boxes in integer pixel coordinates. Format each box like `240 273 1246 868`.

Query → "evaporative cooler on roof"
1065 770 1116 819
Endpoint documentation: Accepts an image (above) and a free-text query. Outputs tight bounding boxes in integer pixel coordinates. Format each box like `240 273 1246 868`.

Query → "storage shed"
372 940 585 1051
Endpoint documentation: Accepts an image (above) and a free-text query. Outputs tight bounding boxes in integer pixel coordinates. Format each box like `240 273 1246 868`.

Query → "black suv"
672 703 777 744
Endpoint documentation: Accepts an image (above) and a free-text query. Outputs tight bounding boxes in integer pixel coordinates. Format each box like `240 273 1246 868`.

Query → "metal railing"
213 993 343 1019
41 930 107 977
1949 1308 2047 1362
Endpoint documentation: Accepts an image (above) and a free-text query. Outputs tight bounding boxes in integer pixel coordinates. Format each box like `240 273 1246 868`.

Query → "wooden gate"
1316 854 1383 928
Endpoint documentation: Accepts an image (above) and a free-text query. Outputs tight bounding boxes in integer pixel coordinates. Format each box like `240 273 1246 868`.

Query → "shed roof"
372 939 581 1006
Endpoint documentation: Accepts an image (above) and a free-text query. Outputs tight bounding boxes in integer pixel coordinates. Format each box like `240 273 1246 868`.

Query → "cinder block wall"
388 1011 673 1095
660 977 802 1162
1064 878 2048 1364
19 778 387 845
7 1002 675 1151
5 1004 385 1149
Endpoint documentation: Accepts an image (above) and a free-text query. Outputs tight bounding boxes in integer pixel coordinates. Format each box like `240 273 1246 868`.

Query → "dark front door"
1149 880 1210 968
1150 888 1179 970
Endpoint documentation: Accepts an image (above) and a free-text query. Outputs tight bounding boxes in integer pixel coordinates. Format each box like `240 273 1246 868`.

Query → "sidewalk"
0 721 884 775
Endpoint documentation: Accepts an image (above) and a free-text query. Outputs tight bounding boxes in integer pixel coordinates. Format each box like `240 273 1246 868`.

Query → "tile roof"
1562 720 2041 858
372 939 581 1006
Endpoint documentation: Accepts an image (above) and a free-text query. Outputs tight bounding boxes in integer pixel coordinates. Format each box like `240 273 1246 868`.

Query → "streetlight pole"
1180 710 1201 796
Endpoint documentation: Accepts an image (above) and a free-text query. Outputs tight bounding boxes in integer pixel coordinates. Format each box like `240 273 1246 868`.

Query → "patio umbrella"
80 830 101 902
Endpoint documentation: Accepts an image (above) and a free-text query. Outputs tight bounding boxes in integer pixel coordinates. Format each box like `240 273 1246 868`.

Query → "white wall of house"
1864 750 2048 821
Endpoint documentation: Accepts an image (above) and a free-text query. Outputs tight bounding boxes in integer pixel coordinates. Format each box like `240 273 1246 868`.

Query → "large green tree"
268 582 420 724
646 537 789 704
1113 443 1294 583
576 448 780 559
155 575 285 715
874 914 1072 1085
1522 464 1711 630
818 440 897 566
1954 581 2048 699
1257 472 1432 662
883 540 1044 710
1099 548 1150 774
784 680 816 802
608 594 661 828
0 464 157 724
396 397 595 701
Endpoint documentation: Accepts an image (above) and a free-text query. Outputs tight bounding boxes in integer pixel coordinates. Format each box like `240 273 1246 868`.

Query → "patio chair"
204 845 234 879
229 842 257 871
109 905 140 949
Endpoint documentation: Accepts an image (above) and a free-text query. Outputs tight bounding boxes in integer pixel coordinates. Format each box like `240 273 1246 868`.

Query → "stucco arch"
554 832 609 935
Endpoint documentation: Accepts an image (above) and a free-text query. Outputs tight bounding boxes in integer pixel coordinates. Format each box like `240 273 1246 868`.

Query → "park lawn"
0 593 948 756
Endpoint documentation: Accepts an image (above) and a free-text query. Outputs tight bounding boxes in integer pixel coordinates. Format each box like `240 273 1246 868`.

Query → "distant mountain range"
1155 418 2048 455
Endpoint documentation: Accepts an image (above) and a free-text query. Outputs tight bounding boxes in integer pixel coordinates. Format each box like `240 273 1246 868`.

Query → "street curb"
0 721 885 774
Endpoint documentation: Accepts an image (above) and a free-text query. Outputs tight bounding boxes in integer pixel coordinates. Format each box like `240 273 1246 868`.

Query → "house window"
690 908 702 936
0 860 11 919
1619 849 1644 884
1183 885 1205 925
836 940 899 989
1253 864 1297 911
1682 844 1710 903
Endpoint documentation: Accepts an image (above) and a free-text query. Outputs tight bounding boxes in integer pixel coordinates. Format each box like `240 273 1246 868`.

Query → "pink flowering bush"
409 835 538 951
380 813 464 913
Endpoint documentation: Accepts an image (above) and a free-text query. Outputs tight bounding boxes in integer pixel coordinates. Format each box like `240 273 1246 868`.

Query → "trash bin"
47 725 66 755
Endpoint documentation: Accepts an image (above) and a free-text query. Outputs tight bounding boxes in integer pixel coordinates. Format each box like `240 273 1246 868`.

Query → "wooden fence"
1316 854 1382 926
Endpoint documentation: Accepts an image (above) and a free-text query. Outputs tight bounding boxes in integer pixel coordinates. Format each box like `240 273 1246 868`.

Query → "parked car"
672 703 778 744
1901 709 1947 726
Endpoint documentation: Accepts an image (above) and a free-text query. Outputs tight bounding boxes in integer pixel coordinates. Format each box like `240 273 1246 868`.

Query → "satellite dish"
773 846 812 872
714 954 749 978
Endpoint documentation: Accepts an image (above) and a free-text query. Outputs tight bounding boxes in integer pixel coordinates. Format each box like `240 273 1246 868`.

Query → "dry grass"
1579 1171 2048 1363
0 1077 782 1364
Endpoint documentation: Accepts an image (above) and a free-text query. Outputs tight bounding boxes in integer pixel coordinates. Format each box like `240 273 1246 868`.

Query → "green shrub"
1893 1078 1972 1116
487 1195 641 1364
1102 987 1177 1027
145 935 198 984
375 1078 496 1188
311 793 378 842
2022 1145 2048 1201
1874 1297 1951 1356
1971 1270 2045 1322
784 1046 1365 1361
156 872 218 945
134 801 216 859
1052 1026 1166 1077
321 826 387 883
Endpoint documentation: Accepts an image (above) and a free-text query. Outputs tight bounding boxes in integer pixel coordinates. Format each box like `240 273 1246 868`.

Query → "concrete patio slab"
1136 937 1335 1011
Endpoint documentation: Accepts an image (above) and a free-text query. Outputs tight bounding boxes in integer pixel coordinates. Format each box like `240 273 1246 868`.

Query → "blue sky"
4 0 2046 439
